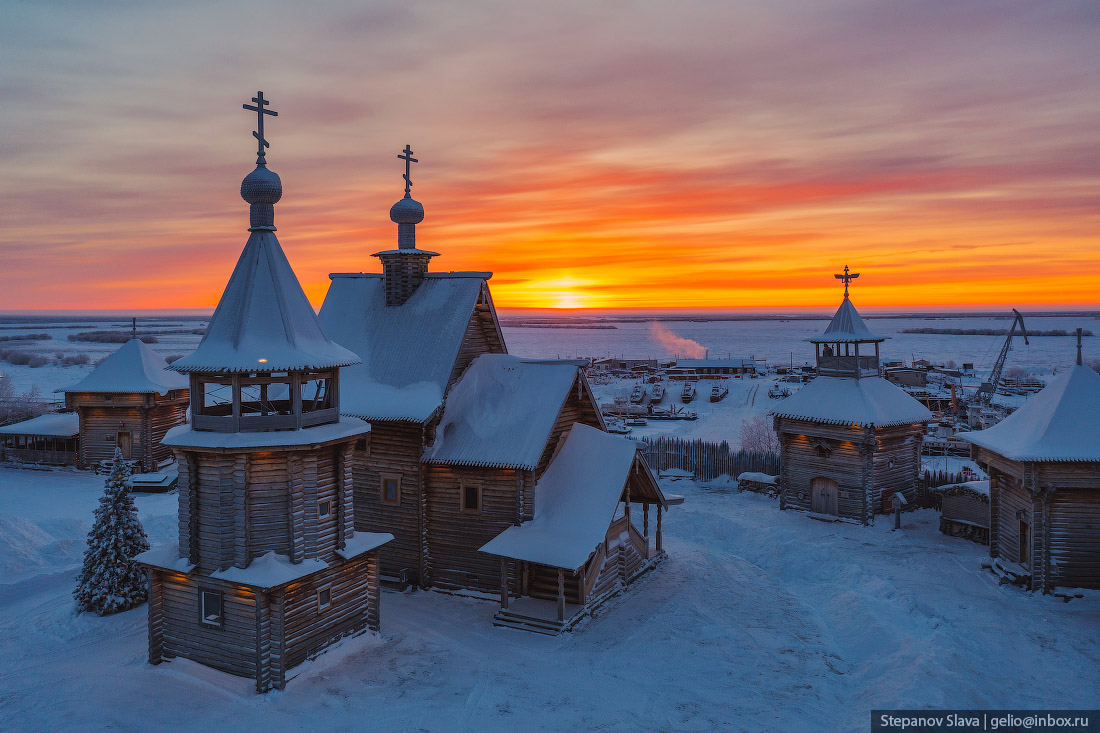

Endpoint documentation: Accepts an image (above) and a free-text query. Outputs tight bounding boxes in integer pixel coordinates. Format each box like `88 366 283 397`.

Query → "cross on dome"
243 91 278 165
834 265 860 298
398 144 418 196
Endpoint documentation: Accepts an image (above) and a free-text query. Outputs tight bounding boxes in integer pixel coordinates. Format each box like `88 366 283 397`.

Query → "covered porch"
0 413 80 466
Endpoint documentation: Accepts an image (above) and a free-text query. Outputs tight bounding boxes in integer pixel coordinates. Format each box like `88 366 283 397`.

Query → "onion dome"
390 195 425 225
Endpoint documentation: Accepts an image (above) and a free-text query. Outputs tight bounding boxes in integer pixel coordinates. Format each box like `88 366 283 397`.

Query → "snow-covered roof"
672 358 756 369
479 423 638 571
963 365 1100 462
737 472 777 485
318 272 500 423
134 543 196 574
171 230 360 374
771 376 932 427
334 532 393 561
62 339 188 395
0 412 79 438
931 480 990 498
162 417 368 450
809 297 884 343
425 355 582 469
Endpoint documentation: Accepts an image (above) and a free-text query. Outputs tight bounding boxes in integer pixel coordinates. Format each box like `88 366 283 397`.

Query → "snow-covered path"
0 468 1096 731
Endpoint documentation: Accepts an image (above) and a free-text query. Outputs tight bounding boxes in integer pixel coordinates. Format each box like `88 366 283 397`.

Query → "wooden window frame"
317 586 332 612
380 474 402 506
318 499 332 518
198 588 224 629
460 481 482 514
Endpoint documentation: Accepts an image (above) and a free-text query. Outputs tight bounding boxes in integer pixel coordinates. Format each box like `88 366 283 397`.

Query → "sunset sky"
1 1 1097 311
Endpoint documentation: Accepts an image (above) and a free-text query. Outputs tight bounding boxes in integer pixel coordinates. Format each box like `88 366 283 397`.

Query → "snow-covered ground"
1 466 1096 731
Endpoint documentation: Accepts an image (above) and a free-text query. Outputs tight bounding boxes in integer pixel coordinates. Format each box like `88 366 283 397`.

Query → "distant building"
589 357 660 373
772 269 931 524
62 339 189 472
964 345 1100 592
883 366 928 388
667 357 756 379
0 412 79 465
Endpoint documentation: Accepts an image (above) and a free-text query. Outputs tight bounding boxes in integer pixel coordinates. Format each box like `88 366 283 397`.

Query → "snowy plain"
1 465 1097 731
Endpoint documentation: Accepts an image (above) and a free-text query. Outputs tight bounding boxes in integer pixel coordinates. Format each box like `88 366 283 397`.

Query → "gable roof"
809 297 884 343
771 376 932 428
963 365 1100 462
171 230 359 373
318 272 502 423
478 423 641 571
424 354 584 469
62 339 189 395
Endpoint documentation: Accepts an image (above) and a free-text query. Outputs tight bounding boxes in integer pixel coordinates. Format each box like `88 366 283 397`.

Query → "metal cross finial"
398 144 418 196
243 91 278 165
834 265 860 297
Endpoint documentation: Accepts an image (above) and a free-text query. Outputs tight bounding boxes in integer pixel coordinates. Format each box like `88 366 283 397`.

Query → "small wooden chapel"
964 331 1100 592
772 268 931 524
63 338 189 471
136 93 391 692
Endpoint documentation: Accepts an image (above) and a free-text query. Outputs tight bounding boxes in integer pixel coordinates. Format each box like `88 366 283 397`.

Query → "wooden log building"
772 269 931 524
0 412 80 466
480 423 669 634
137 111 390 692
964 339 1100 592
931 480 990 545
62 338 190 472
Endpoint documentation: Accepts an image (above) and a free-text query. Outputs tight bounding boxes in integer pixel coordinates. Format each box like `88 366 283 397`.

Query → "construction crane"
977 309 1028 403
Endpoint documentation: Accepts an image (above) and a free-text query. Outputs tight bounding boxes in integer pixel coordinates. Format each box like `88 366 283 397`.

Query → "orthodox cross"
243 91 278 164
398 144 418 196
834 265 860 297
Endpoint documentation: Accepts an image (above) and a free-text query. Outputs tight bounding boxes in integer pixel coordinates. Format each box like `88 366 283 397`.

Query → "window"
318 499 332 518
199 589 224 628
381 475 401 506
461 482 481 513
317 587 332 611
300 371 335 414
198 378 234 416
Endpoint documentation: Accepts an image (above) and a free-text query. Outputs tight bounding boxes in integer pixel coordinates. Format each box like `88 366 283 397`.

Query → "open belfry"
136 93 391 692
772 268 931 523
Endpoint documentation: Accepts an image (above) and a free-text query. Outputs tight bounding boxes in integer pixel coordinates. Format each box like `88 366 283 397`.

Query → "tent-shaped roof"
809 297 883 344
171 230 359 374
0 412 79 438
771 376 932 427
62 339 188 395
318 272 503 423
424 355 585 469
478 423 643 571
963 365 1100 462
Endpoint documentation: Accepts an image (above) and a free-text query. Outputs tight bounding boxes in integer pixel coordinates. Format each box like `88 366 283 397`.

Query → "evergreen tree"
74 449 150 615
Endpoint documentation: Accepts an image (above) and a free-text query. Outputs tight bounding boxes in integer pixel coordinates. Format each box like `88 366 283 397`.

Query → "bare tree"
740 414 780 454
0 372 49 426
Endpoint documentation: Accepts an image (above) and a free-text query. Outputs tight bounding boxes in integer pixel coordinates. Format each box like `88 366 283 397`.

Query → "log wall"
534 375 603 477
352 421 424 582
155 573 259 679
70 390 188 471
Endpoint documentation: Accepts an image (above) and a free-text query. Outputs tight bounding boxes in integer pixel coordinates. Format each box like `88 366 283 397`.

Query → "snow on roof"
809 297 884 343
671 358 756 369
334 532 393 561
737 472 777 485
211 551 330 589
425 355 581 469
0 412 79 438
171 230 359 374
931 480 990 498
963 365 1100 462
134 543 196 574
63 339 189 395
319 273 497 422
479 423 637 571
162 417 368 450
770 376 932 427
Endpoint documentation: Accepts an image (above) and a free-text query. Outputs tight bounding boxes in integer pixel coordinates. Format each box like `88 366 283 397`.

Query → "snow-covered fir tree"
74 449 150 615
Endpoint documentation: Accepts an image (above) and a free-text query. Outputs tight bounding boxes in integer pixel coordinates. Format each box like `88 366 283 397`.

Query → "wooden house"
0 412 79 465
963 356 1100 592
772 275 931 524
62 339 189 472
137 130 390 692
480 423 669 634
420 354 605 592
931 481 990 544
317 181 507 586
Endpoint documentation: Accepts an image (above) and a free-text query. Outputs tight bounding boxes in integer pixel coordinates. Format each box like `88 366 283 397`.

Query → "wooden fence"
638 435 780 482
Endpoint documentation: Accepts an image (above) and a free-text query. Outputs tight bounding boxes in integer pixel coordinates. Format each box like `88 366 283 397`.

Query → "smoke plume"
649 322 706 358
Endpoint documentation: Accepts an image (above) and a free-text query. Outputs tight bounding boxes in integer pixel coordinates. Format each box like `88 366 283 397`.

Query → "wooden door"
117 431 132 459
1019 520 1030 568
811 477 838 515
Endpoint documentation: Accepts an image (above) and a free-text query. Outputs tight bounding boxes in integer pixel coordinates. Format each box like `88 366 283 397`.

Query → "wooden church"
137 94 391 692
772 268 931 524
964 332 1100 592
317 147 674 618
63 338 189 471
